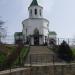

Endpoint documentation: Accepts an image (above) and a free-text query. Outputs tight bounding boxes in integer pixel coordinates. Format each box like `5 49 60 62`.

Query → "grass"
13 46 29 66
0 45 29 70
0 52 6 64
0 44 16 56
71 48 75 56
0 44 16 66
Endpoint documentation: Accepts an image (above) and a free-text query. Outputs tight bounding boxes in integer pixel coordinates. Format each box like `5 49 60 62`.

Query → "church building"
22 0 49 45
14 0 57 45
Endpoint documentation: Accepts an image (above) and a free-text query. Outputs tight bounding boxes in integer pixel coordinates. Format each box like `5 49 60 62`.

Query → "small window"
35 9 37 15
40 9 41 16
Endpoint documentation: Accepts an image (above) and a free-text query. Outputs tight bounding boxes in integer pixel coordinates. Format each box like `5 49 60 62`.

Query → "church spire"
29 0 43 18
30 0 38 7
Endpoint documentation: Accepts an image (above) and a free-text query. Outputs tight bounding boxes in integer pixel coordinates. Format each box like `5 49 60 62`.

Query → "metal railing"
28 54 75 75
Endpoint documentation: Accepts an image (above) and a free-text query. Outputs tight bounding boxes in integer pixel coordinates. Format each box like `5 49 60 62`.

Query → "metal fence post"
53 55 54 64
61 65 64 75
30 54 32 67
53 55 55 75
30 54 32 75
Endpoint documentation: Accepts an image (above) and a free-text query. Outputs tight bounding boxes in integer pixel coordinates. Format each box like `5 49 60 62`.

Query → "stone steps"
24 46 54 64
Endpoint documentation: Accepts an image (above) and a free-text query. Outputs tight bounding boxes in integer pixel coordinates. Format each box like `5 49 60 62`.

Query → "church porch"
29 35 45 46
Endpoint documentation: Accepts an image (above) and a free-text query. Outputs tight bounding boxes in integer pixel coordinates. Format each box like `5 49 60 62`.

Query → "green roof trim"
30 0 38 7
49 31 57 35
14 32 22 36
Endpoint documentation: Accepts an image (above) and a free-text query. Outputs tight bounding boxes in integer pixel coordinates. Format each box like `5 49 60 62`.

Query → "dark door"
34 35 39 45
34 28 39 45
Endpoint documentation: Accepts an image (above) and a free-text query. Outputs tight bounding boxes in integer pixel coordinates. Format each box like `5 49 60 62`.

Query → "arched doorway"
34 28 39 45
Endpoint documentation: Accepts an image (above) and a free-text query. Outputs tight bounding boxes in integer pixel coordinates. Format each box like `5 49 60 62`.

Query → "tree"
57 40 73 62
0 20 6 43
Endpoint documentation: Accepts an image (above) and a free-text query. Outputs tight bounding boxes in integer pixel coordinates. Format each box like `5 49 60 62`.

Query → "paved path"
0 68 29 75
29 46 53 54
24 62 75 67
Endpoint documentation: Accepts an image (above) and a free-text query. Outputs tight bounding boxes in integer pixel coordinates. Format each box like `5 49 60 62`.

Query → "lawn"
0 44 16 56
0 44 30 70
13 46 29 66
71 48 75 56
0 52 6 64
0 44 16 66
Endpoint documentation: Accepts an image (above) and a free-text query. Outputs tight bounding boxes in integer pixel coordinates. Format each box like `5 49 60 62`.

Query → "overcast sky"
0 0 75 39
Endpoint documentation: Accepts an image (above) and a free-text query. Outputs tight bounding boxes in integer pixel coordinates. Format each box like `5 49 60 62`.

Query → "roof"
49 31 57 35
14 32 22 36
30 0 38 7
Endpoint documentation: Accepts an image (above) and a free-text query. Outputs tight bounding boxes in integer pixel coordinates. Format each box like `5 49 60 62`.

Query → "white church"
14 0 57 45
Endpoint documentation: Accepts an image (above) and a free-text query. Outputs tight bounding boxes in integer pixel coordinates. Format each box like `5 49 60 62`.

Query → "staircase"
24 46 54 66
24 46 64 75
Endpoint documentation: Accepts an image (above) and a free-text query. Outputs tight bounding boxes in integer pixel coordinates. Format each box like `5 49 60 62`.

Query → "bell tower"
22 0 50 45
28 0 43 18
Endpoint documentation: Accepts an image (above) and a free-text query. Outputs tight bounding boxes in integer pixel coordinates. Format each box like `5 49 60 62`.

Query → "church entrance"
34 35 39 45
34 28 39 45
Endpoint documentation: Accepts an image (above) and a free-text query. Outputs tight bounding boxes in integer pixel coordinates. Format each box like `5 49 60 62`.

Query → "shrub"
57 40 73 62
0 52 6 64
4 44 24 69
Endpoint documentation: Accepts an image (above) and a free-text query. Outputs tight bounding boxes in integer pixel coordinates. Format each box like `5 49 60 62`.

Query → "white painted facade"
48 32 57 45
49 35 56 40
14 0 57 45
21 0 50 45
28 6 43 18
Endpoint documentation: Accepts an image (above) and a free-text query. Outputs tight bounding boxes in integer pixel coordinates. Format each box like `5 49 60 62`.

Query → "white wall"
43 20 49 36
39 37 43 45
49 35 56 40
22 18 49 45
23 19 43 36
28 6 43 18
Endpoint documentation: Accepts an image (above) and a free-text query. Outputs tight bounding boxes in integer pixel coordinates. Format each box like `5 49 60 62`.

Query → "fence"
30 64 75 75
28 54 62 65
0 50 75 75
0 64 75 75
1 35 75 46
1 35 15 44
56 38 75 46
25 54 75 75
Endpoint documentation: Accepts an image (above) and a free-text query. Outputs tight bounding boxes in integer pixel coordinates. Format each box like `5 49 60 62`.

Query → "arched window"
35 9 37 15
34 28 39 35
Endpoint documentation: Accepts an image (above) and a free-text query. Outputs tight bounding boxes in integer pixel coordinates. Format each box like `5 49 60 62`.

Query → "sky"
0 0 75 40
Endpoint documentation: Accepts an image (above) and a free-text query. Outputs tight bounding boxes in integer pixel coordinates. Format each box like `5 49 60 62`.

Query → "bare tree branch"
0 20 5 26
